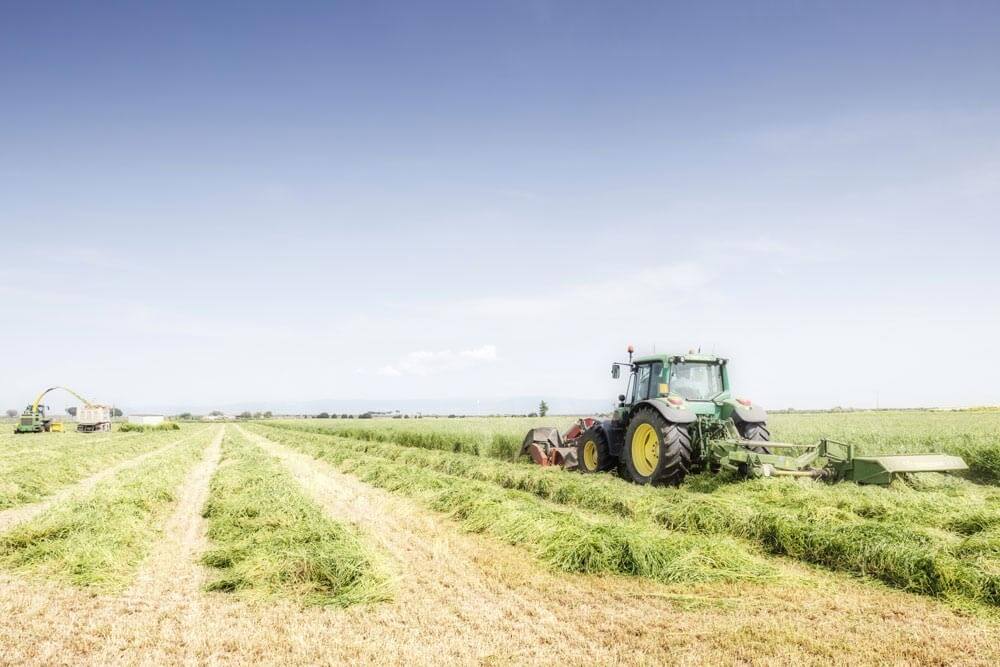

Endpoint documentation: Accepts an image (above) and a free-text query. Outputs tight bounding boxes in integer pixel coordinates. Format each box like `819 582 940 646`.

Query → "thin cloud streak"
376 345 499 377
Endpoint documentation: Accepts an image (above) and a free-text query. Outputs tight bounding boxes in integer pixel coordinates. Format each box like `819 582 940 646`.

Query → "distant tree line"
165 411 275 421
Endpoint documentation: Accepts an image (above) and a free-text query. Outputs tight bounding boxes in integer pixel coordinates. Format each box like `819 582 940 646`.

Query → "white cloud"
377 345 498 377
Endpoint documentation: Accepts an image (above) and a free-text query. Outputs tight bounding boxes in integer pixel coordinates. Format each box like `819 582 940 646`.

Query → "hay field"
0 413 998 665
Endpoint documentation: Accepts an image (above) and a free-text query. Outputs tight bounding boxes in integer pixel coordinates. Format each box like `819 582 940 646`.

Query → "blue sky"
2 1 999 412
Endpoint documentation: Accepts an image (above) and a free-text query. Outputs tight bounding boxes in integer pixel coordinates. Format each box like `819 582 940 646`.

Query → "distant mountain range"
118 396 618 417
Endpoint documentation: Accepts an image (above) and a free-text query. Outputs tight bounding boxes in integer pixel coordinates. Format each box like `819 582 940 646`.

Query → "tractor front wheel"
576 426 613 473
622 409 692 486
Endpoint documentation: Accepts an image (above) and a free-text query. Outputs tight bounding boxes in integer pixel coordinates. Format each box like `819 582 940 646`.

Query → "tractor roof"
634 353 723 364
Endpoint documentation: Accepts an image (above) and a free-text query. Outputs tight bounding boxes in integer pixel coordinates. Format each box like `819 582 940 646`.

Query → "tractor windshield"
669 362 724 401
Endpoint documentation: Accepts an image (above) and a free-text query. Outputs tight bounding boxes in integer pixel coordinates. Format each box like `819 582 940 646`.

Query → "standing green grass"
0 428 213 590
274 410 1000 480
769 411 1000 483
274 416 578 460
200 429 391 606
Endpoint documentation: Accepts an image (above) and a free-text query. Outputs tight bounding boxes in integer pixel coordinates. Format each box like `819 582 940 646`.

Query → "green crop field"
289 410 1000 481
0 427 204 511
1 412 1000 664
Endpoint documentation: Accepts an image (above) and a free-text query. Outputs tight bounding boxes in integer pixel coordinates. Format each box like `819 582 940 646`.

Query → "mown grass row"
0 426 169 460
0 430 117 458
252 424 1000 606
201 430 391 606
119 422 181 432
244 425 777 587
265 422 1000 534
0 429 212 589
0 426 205 510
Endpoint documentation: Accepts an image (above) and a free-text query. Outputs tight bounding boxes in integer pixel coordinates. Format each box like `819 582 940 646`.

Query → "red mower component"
520 418 600 470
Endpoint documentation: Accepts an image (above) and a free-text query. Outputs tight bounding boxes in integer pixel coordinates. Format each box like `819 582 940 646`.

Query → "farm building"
127 414 165 426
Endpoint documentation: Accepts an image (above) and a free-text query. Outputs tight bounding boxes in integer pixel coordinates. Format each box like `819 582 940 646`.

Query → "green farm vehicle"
522 347 968 486
15 403 57 433
14 386 105 434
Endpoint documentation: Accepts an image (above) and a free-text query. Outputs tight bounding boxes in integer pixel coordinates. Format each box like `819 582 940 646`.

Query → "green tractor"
522 347 968 486
15 403 55 433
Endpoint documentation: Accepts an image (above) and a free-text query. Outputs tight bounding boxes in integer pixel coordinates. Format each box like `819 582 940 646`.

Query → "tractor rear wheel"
737 421 771 454
576 426 612 473
622 409 692 486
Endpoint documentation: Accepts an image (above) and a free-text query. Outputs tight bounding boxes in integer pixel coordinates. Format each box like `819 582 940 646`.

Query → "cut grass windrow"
0 429 213 590
247 426 777 587
253 423 1000 606
0 427 205 510
200 430 391 606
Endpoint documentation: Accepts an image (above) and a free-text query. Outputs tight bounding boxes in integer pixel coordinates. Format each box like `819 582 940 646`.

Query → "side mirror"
611 365 620 379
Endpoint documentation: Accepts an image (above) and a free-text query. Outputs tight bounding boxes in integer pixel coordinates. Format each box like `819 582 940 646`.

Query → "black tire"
737 421 771 454
576 426 613 474
622 409 693 486
616 452 630 480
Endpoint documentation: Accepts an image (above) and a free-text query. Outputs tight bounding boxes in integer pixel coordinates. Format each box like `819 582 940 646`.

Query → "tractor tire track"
0 429 207 534
93 426 224 663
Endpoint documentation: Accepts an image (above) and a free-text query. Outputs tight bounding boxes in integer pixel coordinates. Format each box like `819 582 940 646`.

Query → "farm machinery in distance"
522 347 967 486
14 386 112 434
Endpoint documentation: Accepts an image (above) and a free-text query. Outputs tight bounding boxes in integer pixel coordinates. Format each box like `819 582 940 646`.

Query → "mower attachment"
521 418 599 470
522 414 970 486
845 454 968 485
716 437 969 485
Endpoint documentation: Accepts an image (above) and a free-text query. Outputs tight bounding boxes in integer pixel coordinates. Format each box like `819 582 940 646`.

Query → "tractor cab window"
632 365 651 403
668 362 724 401
632 362 662 402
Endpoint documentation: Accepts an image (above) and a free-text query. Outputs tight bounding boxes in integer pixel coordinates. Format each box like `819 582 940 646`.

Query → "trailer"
77 404 112 432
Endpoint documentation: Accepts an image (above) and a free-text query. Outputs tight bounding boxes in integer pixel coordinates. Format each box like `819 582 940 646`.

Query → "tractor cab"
614 352 732 420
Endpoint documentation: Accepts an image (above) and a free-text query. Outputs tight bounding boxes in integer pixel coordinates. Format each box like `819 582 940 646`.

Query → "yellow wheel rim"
583 440 598 470
631 423 658 476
